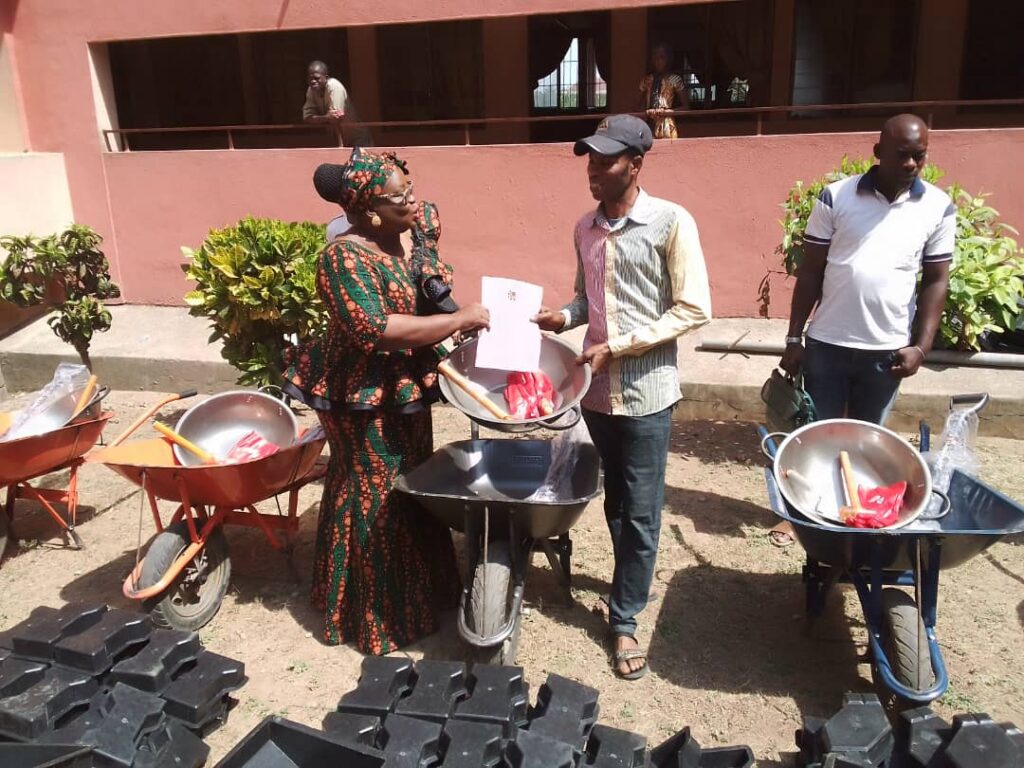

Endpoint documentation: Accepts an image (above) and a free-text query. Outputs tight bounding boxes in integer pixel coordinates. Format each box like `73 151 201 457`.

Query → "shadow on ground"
671 420 768 467
664 486 774 539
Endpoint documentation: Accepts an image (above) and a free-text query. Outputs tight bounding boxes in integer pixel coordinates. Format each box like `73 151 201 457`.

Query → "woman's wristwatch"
785 335 803 346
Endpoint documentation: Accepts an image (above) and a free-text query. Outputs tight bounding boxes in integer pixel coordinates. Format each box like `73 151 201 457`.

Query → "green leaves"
182 216 327 387
0 224 120 366
772 159 1024 351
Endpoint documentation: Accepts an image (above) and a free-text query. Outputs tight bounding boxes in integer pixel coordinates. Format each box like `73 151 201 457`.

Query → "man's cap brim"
573 135 632 156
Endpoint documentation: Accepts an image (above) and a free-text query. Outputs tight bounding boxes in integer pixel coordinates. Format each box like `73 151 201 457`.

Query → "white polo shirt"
805 168 955 350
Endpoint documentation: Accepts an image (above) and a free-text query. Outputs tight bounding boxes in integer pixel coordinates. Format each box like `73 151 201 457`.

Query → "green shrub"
763 157 1024 351
0 224 121 368
182 217 327 387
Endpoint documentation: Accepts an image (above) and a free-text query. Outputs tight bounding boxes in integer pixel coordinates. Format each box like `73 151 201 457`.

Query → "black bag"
761 369 817 433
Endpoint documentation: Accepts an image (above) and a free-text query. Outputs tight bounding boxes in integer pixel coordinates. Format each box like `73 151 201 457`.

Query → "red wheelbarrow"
0 390 112 563
87 390 327 630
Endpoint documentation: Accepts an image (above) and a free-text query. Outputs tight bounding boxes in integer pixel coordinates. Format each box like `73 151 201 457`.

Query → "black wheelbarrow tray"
763 459 1024 706
395 439 602 664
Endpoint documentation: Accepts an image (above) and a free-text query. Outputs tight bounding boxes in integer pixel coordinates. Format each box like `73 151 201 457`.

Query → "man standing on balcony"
533 115 712 680
302 60 348 145
771 113 954 546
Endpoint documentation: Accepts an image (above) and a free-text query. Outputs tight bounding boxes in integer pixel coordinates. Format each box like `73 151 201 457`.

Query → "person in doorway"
533 115 712 679
639 43 688 140
281 149 490 654
770 113 954 546
302 61 349 144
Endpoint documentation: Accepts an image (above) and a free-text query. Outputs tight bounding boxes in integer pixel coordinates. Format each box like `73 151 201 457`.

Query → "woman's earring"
370 212 382 228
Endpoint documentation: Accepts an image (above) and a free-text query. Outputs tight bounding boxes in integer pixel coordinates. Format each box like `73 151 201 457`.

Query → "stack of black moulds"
797 692 1024 767
216 658 755 767
0 602 247 768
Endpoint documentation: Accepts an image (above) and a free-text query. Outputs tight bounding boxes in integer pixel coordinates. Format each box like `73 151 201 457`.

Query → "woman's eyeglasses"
375 182 415 206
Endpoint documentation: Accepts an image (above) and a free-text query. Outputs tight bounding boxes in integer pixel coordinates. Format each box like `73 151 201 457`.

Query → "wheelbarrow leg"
803 558 839 618
538 534 573 606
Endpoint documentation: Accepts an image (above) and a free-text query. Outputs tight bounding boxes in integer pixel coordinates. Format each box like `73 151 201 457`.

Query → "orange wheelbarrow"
0 392 112 563
87 390 327 631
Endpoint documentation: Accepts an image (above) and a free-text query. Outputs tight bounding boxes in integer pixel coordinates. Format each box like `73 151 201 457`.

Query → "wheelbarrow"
394 438 601 664
758 394 1024 708
88 390 327 631
0 386 111 562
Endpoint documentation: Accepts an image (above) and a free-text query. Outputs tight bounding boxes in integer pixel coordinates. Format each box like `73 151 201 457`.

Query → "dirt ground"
0 390 1022 766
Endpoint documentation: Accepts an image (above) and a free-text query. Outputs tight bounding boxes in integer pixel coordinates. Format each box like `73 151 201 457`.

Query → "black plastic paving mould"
321 711 382 749
107 629 201 694
214 715 385 768
527 673 599 752
0 665 99 741
9 604 108 663
943 714 1023 768
161 650 246 732
53 609 152 676
0 657 49 699
0 742 96 767
49 683 165 768
0 607 60 652
439 719 505 768
337 657 415 718
650 726 754 768
134 718 210 768
453 666 529 728
797 693 893 768
586 723 648 768
394 661 468 723
503 727 576 768
379 712 444 767
901 706 950 768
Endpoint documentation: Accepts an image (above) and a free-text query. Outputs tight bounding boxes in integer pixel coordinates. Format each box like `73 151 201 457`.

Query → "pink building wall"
8 1 1024 317
102 129 1024 316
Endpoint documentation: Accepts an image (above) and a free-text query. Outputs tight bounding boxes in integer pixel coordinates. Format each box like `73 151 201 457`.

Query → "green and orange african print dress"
281 219 460 655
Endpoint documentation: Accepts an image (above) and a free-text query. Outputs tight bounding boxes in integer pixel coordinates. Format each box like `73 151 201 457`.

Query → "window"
960 0 1024 99
532 38 606 111
377 20 483 122
647 0 772 109
792 0 917 106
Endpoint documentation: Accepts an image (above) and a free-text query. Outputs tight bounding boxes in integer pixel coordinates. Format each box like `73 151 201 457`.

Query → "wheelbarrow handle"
949 392 989 414
920 488 952 520
109 389 199 447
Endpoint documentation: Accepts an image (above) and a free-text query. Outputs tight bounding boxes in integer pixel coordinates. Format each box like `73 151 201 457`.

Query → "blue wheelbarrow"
758 394 1024 708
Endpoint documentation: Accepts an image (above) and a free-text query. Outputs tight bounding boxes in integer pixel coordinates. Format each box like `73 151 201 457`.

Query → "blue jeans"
583 406 673 637
803 338 901 424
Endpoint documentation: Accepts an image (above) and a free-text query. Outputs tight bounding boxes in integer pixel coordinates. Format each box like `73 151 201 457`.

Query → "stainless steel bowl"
770 419 932 529
439 335 591 434
173 390 298 467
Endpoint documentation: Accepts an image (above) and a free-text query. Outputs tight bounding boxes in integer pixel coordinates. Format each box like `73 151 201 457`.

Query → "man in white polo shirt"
780 114 954 424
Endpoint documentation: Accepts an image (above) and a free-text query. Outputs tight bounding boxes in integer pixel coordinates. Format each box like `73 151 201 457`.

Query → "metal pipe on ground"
697 340 1024 370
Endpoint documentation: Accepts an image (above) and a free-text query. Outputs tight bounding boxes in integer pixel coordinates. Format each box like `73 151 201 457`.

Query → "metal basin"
439 335 591 433
771 419 933 529
173 390 298 467
0 387 107 442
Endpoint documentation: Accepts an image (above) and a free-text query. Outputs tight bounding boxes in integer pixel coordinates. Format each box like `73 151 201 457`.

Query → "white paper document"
474 277 543 372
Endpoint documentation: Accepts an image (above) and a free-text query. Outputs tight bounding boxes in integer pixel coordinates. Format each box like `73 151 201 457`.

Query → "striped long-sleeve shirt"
561 189 712 416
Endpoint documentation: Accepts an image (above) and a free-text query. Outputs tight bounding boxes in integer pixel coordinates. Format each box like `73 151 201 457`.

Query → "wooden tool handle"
437 360 510 421
838 451 861 512
154 422 217 464
72 375 98 419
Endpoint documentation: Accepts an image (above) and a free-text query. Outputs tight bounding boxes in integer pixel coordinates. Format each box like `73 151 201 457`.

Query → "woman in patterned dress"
281 149 490 655
639 43 688 140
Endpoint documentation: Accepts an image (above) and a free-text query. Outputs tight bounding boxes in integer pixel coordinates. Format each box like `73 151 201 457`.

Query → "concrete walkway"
2 306 1023 436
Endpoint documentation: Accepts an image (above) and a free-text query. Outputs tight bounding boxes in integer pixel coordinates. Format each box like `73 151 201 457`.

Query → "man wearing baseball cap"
534 115 712 679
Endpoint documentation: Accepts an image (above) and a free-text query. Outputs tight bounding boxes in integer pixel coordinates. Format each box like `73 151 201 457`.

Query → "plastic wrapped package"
922 407 981 522
1 364 91 442
527 420 593 502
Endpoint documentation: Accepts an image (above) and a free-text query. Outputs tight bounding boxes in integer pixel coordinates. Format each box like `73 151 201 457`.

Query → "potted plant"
182 217 327 388
0 224 121 369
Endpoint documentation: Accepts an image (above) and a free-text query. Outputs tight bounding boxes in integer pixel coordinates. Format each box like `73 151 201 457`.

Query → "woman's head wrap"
312 148 408 214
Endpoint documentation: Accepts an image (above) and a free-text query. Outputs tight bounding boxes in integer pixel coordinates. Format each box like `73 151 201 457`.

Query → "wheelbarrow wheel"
140 522 231 631
875 588 933 710
468 540 520 665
